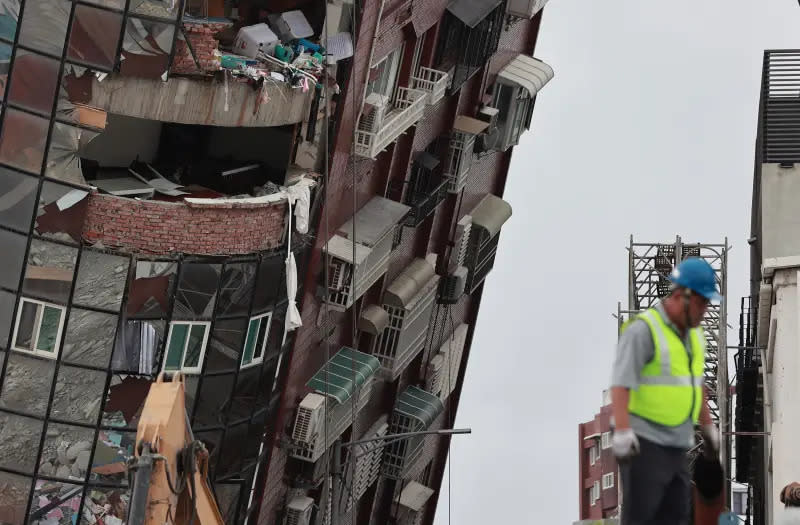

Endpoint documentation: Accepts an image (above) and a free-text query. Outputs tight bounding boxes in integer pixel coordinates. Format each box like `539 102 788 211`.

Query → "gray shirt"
610 301 696 450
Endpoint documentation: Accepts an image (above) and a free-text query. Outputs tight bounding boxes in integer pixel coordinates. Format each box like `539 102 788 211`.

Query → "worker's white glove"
701 424 720 455
612 428 640 460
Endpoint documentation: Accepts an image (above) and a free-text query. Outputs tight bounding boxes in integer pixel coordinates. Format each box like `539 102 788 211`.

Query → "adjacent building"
577 390 619 521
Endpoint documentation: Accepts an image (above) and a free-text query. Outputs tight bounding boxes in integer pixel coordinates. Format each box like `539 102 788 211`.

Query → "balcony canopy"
307 347 380 404
498 54 554 98
447 0 503 28
394 386 444 429
470 194 512 238
359 304 390 334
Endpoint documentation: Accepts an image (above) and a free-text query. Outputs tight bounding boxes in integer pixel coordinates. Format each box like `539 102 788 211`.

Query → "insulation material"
45 122 99 185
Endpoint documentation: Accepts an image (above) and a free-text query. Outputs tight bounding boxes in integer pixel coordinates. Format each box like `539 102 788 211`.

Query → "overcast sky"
434 1 800 523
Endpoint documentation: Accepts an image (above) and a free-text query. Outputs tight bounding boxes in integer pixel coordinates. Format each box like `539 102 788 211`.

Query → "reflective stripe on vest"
625 307 705 426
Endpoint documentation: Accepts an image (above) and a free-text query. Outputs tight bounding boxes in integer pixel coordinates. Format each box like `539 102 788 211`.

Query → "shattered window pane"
81 486 130 525
131 0 177 19
0 350 55 416
216 262 257 318
7 50 58 114
229 366 259 422
90 430 135 485
0 290 14 346
17 0 69 56
128 261 176 318
102 375 151 429
0 471 31 525
62 308 118 367
0 229 27 291
74 250 129 311
0 411 44 472
23 238 78 304
68 5 122 70
29 479 82 524
0 108 49 174
39 422 94 481
36 180 89 244
119 17 175 79
0 168 38 232
192 372 234 428
252 255 283 312
205 318 246 373
0 0 18 43
173 263 220 320
45 122 99 185
111 319 164 374
50 364 106 424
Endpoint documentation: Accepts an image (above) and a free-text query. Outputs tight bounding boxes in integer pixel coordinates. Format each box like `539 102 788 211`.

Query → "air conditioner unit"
362 93 391 132
448 215 472 272
476 106 499 127
438 266 467 304
474 106 501 154
425 354 444 397
292 393 325 444
284 495 315 525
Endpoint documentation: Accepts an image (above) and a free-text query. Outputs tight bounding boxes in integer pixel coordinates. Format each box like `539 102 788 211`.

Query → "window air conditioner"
474 106 500 154
362 93 391 132
284 496 315 525
292 393 325 444
425 354 444 397
448 215 472 272
438 265 467 304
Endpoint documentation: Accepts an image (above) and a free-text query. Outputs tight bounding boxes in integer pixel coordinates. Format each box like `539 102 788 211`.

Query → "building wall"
578 403 620 521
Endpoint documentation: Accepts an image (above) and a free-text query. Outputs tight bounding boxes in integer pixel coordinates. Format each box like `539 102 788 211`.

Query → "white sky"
434 1 800 523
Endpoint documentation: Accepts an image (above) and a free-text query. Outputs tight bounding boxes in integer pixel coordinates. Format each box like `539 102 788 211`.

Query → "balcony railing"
355 87 428 159
443 131 476 193
403 177 449 227
412 67 449 105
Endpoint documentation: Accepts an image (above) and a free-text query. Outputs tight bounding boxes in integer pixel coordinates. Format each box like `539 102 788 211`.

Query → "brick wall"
82 192 286 255
171 20 233 75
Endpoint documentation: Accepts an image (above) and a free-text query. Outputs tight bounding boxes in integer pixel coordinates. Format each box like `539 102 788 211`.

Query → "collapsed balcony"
354 88 428 159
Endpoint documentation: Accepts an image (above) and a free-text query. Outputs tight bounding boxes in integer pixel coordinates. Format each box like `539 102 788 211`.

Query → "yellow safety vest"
622 307 706 426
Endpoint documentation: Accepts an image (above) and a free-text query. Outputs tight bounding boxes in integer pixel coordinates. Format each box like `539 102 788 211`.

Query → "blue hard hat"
667 257 722 302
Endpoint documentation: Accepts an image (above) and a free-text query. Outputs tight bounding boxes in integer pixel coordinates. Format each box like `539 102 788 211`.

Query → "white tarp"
283 177 313 331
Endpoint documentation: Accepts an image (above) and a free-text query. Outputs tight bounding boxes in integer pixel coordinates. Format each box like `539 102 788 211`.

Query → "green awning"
394 386 444 429
307 347 380 404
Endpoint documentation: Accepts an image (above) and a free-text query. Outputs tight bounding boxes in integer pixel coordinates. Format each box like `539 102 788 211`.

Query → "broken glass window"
7 50 59 114
204 317 246 373
73 250 129 312
29 479 82 524
0 42 10 101
128 261 176 318
0 229 27 291
101 375 151 429
0 351 55 416
0 411 44 472
11 297 65 357
0 0 18 42
45 122 99 185
216 262 257 318
17 0 69 56
90 429 135 485
68 4 123 70
119 17 175 79
131 0 177 19
228 365 259 422
38 422 94 481
192 372 234 428
0 289 14 346
111 319 164 374
252 254 283 312
23 238 78 304
0 168 38 232
0 471 32 525
0 108 49 174
62 308 118 367
36 180 89 244
50 364 106 424
81 486 130 525
173 263 220 320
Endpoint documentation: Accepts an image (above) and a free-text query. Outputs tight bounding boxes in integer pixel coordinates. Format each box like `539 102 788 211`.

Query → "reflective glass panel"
252 255 283 311
229 366 259 422
192 373 234 429
45 122 99 185
39 422 95 481
0 350 55 416
73 250 129 311
7 50 59 114
30 479 82 524
0 42 10 102
0 471 31 525
0 108 49 174
0 411 44 472
131 0 178 19
62 308 118 367
195 429 222 475
0 229 27 291
119 18 174 79
128 261 176 318
23 239 77 304
51 364 106 424
218 422 247 477
17 0 69 55
173 263 220 320
0 289 14 346
36 180 90 244
0 168 38 232
214 482 243 524
216 262 256 318
102 375 151 429
67 5 122 70
90 429 135 485
204 318 246 373
111 319 164 374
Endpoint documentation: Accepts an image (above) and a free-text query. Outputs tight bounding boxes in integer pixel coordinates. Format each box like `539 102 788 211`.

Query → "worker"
609 257 721 525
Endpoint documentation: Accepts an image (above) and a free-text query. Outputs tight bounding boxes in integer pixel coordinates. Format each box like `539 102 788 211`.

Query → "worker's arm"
611 386 631 429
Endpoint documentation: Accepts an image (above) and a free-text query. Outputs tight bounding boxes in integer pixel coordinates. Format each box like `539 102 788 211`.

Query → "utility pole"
329 428 472 525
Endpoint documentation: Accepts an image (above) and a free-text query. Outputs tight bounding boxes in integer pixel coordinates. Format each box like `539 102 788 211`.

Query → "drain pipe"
356 0 388 125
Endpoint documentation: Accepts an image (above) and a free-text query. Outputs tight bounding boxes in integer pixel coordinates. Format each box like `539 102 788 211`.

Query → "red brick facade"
82 192 287 255
172 20 234 75
578 397 620 520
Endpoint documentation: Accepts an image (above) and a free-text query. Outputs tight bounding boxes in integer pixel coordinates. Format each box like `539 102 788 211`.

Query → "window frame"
589 444 598 465
163 320 211 374
367 45 404 101
602 472 614 490
11 297 67 359
241 311 272 369
601 431 611 449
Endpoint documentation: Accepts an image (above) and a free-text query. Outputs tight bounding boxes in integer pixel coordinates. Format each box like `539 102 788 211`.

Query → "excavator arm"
126 372 224 525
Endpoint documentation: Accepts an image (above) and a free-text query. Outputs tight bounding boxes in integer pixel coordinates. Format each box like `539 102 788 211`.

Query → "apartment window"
589 445 598 465
164 321 210 374
241 312 272 369
592 481 600 504
587 487 594 506
601 431 611 449
410 33 426 78
367 46 403 100
12 298 66 358
732 490 748 515
602 472 614 490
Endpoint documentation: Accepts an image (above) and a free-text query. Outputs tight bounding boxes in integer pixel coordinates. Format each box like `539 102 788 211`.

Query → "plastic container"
267 10 314 41
233 23 279 59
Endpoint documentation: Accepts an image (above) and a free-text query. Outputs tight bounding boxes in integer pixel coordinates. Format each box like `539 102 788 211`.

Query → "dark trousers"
620 437 690 525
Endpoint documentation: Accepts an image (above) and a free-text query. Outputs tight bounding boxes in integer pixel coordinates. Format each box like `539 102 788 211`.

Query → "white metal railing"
355 87 427 159
412 67 449 105
443 130 476 193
